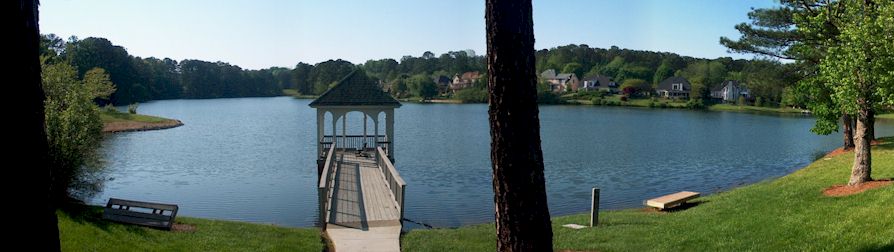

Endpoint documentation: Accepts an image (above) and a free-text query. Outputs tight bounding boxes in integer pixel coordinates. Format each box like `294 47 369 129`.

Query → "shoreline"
102 119 184 133
100 110 184 133
402 136 894 250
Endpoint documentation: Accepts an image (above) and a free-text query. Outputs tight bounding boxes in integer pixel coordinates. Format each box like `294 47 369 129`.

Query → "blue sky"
40 0 778 70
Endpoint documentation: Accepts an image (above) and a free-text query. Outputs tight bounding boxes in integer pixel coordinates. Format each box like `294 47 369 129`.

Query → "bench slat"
107 198 178 211
104 208 174 221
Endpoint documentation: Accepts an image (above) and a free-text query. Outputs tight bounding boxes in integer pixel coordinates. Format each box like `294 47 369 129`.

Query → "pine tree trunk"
485 0 553 251
849 108 872 186
11 0 61 250
842 114 855 150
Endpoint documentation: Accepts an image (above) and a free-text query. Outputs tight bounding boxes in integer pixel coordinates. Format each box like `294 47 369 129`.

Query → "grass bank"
402 137 894 251
708 103 808 114
567 96 689 108
101 110 183 133
283 89 318 99
879 113 894 120
58 205 323 251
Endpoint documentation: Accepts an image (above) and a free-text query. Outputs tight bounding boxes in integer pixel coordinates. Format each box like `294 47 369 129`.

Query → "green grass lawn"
283 89 318 99
879 113 894 120
402 137 894 251
100 110 172 124
709 103 807 114
58 205 323 251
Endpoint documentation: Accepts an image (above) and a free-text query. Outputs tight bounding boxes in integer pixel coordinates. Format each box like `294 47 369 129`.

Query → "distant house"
581 75 618 93
656 76 691 99
710 80 750 103
434 75 452 94
540 69 579 93
450 71 480 92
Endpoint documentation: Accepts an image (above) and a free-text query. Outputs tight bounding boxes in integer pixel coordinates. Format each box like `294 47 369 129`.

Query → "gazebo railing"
375 146 406 221
317 144 338 228
320 135 389 153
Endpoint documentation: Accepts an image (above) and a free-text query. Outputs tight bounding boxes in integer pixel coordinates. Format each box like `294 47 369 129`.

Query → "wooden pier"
318 145 405 251
310 70 406 251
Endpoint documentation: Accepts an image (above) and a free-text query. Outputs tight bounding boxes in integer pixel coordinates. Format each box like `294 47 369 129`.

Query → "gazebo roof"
308 70 401 108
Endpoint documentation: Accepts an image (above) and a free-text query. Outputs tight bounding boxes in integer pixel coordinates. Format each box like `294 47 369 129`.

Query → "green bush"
537 91 563 104
128 103 139 114
755 97 764 107
454 88 488 103
42 62 114 201
590 97 603 106
103 104 117 113
687 99 706 109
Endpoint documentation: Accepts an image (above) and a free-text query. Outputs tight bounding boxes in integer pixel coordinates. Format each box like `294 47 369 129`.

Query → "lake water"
94 97 893 228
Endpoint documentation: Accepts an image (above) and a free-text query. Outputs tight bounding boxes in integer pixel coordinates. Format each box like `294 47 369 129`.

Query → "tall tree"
720 0 857 149
485 0 553 250
800 0 894 185
11 0 61 250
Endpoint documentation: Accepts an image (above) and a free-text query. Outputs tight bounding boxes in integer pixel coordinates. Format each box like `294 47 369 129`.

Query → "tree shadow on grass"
665 200 709 212
858 242 894 252
59 203 149 236
640 200 710 214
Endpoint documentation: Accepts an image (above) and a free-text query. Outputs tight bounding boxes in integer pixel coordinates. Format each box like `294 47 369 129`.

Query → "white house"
711 80 750 102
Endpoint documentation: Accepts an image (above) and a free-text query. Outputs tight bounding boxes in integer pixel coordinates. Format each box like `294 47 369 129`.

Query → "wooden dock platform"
645 191 700 210
319 147 405 252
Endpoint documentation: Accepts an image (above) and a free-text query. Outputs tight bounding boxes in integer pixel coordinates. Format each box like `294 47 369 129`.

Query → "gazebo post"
331 115 338 150
374 114 379 150
363 112 367 151
386 109 394 161
316 110 323 158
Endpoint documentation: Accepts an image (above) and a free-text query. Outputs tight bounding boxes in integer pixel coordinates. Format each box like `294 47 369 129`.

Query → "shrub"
755 97 764 107
590 97 603 106
620 96 629 102
537 91 563 104
452 88 484 103
103 104 117 113
128 103 139 114
42 61 111 201
687 99 706 109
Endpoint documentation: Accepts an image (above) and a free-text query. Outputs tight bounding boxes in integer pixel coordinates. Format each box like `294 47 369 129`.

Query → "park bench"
645 191 700 210
102 198 179 230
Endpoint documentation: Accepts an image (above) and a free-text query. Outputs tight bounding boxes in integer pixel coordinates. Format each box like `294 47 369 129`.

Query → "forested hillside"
42 34 797 106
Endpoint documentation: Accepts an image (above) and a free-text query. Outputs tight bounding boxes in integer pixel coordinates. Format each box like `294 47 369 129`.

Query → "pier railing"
317 144 338 228
375 146 406 220
320 135 390 156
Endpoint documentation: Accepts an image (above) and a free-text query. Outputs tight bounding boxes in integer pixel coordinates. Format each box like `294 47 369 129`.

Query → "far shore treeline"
41 34 797 106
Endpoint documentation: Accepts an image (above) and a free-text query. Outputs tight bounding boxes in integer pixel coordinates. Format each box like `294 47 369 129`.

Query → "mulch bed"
823 179 893 197
824 139 883 158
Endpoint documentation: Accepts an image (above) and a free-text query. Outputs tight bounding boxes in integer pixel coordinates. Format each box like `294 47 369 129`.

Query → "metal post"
590 187 600 227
